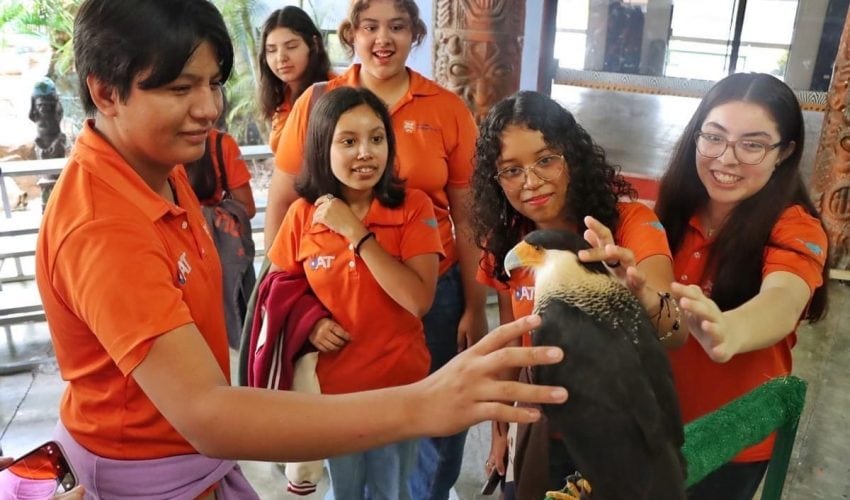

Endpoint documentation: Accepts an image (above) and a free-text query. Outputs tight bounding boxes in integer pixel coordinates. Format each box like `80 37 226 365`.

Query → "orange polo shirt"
476 202 672 345
668 205 827 462
275 65 477 275
268 189 444 394
269 74 336 155
269 86 294 155
191 129 251 206
36 121 229 459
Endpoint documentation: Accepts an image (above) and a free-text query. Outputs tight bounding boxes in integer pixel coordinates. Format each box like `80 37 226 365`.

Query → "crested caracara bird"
505 229 686 500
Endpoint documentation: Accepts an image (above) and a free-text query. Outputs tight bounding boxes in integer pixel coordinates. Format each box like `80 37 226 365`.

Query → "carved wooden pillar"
432 0 525 123
812 7 850 270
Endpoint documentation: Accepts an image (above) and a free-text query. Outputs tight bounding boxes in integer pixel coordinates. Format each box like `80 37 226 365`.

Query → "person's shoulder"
290 197 312 212
777 204 819 223
214 129 238 145
403 187 431 205
399 188 437 224
769 204 827 260
616 200 664 229
328 66 357 90
408 69 461 102
772 205 827 240
617 200 655 218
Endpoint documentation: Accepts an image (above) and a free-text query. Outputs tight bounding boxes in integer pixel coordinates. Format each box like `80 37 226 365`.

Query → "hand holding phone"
0 441 78 496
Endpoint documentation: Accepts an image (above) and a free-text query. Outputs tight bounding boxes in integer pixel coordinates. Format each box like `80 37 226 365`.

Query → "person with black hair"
656 72 830 500
472 91 682 499
258 6 334 154
267 4 490 495
268 84 443 499
35 1 568 497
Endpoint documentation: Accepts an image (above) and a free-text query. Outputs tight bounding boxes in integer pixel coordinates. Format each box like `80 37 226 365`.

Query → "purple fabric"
54 422 259 499
0 470 57 499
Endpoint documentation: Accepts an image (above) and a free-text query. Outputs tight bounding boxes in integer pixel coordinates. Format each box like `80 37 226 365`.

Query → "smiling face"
264 27 311 88
101 40 223 178
696 100 789 218
330 103 389 199
352 0 413 83
497 124 571 230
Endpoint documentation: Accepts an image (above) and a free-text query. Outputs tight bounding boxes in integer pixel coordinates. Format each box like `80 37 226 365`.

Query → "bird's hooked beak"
504 240 545 278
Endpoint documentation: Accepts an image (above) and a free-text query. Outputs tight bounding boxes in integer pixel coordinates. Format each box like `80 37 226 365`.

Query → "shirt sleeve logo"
795 238 824 257
646 221 666 233
422 217 438 229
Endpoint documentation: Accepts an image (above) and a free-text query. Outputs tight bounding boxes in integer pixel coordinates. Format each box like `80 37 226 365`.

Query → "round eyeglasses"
493 154 566 192
695 131 783 165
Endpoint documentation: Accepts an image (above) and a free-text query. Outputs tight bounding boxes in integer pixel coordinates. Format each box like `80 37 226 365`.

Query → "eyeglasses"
695 131 783 165
493 154 566 192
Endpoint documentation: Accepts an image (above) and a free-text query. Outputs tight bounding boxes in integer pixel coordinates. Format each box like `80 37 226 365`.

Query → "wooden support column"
432 0 525 123
812 7 850 270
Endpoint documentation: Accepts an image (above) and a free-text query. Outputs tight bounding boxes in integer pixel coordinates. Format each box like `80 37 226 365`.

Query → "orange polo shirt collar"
76 120 186 223
336 64 441 112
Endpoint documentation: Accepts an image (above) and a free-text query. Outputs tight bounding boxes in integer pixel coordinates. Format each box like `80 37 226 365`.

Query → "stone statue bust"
29 77 67 160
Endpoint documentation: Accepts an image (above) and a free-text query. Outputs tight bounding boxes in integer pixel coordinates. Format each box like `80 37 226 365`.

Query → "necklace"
703 213 723 238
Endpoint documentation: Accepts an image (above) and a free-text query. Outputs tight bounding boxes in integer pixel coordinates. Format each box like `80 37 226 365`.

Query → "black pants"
687 461 769 500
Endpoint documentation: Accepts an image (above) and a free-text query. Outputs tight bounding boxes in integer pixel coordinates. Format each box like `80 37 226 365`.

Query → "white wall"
521 1 545 90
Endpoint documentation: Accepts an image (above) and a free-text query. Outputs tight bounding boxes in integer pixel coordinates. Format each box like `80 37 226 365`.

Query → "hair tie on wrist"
653 292 681 341
354 231 376 256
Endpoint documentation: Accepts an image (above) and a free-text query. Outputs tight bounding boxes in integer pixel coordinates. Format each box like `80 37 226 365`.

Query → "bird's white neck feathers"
532 249 625 318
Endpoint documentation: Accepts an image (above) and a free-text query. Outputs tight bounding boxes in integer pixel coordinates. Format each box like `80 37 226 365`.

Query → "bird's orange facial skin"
505 240 547 276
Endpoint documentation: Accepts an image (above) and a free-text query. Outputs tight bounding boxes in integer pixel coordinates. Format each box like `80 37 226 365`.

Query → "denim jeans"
687 460 769 500
325 440 418 500
409 264 468 500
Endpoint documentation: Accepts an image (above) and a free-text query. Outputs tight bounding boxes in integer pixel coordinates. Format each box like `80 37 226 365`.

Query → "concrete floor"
2 86 848 498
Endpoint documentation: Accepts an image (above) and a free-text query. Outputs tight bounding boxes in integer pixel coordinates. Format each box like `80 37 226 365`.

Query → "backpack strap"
214 130 229 198
308 82 329 117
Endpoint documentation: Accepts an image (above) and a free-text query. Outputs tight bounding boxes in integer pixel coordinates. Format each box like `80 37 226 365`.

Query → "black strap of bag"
213 131 229 199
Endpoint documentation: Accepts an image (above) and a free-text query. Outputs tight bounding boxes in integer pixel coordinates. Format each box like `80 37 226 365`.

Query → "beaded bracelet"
354 231 376 256
653 292 681 341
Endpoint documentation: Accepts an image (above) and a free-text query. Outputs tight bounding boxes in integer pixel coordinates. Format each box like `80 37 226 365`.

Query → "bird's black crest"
522 229 608 275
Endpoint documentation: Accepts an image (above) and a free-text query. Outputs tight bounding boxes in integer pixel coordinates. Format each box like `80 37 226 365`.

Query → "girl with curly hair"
472 91 682 499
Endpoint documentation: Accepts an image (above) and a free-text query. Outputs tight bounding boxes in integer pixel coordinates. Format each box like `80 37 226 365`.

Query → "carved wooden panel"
812 8 850 270
433 0 525 123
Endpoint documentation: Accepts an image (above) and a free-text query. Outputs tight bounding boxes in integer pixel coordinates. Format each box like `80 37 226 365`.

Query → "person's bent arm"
131 315 567 462
263 170 299 246
672 271 811 363
359 247 439 317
